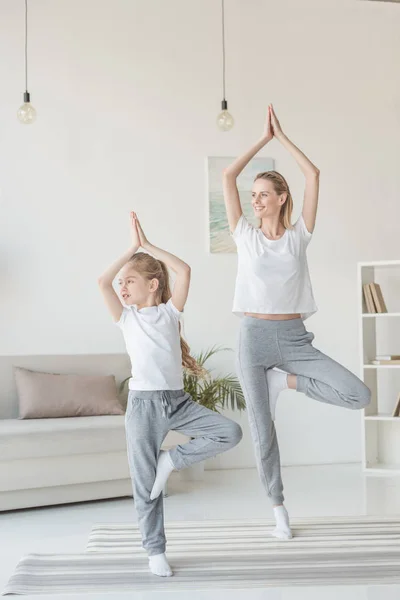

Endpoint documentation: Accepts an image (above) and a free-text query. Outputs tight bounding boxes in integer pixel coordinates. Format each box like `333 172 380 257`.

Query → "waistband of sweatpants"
241 316 304 331
128 389 186 401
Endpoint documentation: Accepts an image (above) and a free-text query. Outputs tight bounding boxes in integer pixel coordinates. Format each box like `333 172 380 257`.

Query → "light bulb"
17 92 37 124
217 99 234 131
217 110 234 131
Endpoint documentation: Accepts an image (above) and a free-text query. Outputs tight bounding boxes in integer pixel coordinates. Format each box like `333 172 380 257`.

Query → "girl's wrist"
141 240 151 250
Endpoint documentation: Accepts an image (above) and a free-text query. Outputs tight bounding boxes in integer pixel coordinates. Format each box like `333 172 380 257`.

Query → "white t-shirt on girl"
116 299 184 391
231 214 317 320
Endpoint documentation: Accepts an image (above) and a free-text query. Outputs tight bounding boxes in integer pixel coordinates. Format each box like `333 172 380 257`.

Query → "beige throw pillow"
15 367 124 419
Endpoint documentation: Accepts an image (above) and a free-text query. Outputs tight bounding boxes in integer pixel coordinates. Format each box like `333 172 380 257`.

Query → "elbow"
97 276 109 288
305 168 320 181
179 264 191 279
222 168 235 181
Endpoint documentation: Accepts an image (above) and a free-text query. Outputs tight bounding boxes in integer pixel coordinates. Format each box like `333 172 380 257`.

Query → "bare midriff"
244 313 301 321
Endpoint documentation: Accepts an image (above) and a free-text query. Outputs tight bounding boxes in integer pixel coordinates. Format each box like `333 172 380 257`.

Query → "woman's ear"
279 192 288 206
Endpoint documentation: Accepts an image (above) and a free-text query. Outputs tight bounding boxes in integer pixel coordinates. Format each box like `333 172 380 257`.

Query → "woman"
223 105 370 540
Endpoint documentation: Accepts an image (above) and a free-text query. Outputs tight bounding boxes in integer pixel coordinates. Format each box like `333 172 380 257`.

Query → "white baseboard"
0 479 133 512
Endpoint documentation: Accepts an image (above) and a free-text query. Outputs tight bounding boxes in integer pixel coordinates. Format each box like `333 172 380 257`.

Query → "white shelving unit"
359 260 400 475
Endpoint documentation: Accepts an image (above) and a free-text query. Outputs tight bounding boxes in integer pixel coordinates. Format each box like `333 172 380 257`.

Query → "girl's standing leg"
125 392 172 577
127 388 242 573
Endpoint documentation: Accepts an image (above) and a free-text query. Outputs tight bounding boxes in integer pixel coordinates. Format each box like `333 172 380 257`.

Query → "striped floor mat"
86 515 400 555
4 516 400 594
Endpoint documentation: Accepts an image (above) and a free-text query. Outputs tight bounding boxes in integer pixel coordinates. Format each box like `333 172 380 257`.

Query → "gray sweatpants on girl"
125 389 242 556
236 317 371 506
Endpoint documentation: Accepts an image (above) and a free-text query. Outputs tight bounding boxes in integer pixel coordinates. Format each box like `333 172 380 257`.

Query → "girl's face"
251 179 283 219
117 265 156 306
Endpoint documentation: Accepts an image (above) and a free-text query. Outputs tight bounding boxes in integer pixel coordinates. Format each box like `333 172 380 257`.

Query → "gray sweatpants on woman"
125 389 242 556
236 317 371 506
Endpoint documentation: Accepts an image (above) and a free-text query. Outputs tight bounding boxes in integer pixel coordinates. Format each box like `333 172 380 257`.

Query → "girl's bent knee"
228 422 243 447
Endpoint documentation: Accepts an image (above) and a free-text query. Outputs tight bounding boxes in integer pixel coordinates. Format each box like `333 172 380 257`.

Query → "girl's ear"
149 278 159 293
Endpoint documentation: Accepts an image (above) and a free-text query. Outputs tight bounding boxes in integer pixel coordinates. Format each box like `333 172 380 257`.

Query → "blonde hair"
128 252 204 377
254 171 293 230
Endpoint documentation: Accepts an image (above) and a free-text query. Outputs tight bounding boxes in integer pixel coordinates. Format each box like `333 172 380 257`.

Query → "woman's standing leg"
235 317 292 538
236 361 284 505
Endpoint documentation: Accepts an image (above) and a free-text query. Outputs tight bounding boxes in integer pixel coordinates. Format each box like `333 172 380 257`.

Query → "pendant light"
17 0 36 124
216 0 234 131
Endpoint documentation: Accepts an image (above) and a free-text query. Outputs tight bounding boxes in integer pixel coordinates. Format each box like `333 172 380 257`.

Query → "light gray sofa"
0 354 189 511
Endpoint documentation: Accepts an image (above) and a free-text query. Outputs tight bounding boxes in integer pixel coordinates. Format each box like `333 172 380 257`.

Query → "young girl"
223 105 371 540
98 212 242 577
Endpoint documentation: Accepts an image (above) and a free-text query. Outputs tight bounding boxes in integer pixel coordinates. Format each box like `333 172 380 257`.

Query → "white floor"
1 464 400 600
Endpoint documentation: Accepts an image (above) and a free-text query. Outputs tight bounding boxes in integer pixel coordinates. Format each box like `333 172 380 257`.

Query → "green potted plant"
182 346 245 413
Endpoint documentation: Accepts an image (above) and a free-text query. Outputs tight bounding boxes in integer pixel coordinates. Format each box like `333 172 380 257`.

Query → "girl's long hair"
128 252 204 377
254 171 293 229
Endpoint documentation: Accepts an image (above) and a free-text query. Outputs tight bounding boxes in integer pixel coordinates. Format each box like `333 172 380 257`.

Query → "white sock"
150 450 175 501
266 369 288 421
149 553 173 577
272 505 292 540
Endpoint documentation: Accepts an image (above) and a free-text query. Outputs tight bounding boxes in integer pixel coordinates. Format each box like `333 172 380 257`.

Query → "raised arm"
134 213 190 313
270 105 320 233
97 214 140 322
222 107 274 233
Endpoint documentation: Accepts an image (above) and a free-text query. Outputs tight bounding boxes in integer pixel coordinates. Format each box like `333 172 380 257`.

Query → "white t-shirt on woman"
116 299 184 391
231 214 317 320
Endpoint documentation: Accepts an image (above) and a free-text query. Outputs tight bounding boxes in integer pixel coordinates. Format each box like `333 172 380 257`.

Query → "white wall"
1 0 400 469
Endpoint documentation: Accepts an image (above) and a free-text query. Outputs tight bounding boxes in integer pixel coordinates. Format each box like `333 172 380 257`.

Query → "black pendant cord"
221 0 226 103
24 0 31 102
25 0 28 94
23 0 32 103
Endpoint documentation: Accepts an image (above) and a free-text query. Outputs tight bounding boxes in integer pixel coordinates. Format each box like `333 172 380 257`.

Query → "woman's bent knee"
356 383 371 409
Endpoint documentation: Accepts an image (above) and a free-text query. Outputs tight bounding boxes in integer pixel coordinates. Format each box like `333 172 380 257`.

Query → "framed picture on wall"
207 156 274 254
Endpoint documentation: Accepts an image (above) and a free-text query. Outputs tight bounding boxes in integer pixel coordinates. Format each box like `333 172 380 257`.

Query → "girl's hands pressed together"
131 212 149 249
130 212 142 250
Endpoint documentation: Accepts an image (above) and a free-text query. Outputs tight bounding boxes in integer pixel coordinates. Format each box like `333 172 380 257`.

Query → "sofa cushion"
0 416 189 461
15 367 124 419
0 451 131 492
0 415 127 461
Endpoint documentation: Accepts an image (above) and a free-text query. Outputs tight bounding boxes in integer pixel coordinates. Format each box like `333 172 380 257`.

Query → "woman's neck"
260 217 285 240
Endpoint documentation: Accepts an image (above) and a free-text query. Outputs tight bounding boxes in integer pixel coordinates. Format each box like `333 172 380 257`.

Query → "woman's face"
251 179 282 219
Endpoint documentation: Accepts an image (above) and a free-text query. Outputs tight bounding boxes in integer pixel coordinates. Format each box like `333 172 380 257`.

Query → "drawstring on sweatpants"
161 391 172 419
